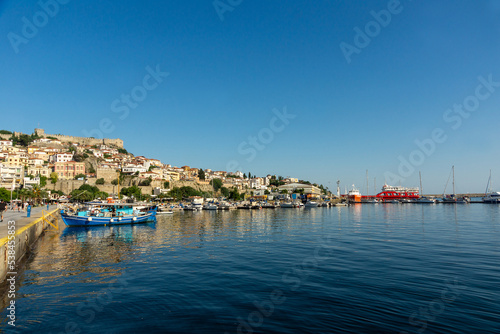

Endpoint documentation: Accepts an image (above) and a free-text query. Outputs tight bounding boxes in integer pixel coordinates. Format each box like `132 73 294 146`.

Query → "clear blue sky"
1 0 500 194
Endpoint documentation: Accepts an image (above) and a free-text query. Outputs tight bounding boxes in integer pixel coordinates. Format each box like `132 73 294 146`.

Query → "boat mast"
419 171 423 197
366 170 369 195
452 165 455 196
485 170 491 195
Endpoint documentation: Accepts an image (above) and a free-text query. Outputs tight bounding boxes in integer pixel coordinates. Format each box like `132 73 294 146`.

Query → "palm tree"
32 185 42 205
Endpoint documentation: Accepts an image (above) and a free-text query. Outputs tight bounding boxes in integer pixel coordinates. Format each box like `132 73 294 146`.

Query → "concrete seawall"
0 208 59 283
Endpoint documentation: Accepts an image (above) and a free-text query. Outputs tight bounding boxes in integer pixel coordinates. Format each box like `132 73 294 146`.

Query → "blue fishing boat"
61 202 157 227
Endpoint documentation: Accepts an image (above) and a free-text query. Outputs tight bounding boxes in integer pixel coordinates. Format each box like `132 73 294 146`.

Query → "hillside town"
0 128 331 203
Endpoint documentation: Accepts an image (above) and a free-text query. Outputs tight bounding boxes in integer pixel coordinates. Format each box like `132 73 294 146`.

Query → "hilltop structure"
0 128 123 148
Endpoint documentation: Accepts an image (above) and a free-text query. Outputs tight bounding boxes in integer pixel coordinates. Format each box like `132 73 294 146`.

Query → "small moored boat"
61 202 157 227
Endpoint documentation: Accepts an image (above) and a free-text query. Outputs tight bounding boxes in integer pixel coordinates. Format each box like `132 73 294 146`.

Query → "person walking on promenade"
0 200 7 222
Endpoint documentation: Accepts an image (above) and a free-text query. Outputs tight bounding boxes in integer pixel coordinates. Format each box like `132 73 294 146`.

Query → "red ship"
373 184 420 202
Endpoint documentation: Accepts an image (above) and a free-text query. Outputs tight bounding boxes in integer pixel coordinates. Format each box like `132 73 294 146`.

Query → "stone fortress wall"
0 129 123 148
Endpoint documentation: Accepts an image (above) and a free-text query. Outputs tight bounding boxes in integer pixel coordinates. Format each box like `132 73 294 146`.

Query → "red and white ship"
374 184 419 202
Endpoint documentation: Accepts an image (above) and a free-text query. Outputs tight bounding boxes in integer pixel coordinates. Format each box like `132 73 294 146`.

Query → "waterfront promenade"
0 205 59 240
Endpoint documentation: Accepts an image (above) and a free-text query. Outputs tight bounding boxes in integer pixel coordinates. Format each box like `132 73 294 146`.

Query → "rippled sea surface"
1 204 500 333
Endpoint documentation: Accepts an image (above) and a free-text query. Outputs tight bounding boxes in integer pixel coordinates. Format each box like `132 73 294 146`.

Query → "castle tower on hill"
34 128 45 136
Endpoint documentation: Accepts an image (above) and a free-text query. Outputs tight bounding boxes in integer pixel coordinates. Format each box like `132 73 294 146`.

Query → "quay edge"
0 208 60 283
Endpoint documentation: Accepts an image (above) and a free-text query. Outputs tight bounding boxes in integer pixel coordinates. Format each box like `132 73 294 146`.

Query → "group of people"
0 200 34 222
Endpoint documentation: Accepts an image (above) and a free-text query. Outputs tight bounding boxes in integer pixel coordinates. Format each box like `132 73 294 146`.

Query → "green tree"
89 166 96 174
94 191 109 199
111 179 118 185
139 178 152 186
220 187 230 198
39 176 47 187
168 186 202 200
212 178 223 192
96 178 105 185
264 189 270 195
0 188 11 202
198 168 205 181
0 130 12 135
229 187 241 201
117 148 128 154
70 189 93 202
50 172 58 184
74 174 86 180
164 181 170 189
52 190 65 196
78 184 100 194
121 185 142 200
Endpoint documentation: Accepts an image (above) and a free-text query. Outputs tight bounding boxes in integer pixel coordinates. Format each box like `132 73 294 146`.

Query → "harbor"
1 204 499 333
2 1 500 331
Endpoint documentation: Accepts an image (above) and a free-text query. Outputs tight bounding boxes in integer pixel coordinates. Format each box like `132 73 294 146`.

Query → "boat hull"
61 212 156 227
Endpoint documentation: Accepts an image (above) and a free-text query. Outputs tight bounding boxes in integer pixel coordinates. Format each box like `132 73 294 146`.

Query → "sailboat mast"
419 171 423 196
485 170 491 195
452 165 455 196
366 170 369 195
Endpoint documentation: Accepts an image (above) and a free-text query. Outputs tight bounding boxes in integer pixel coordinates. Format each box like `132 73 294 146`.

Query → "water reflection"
1 206 499 333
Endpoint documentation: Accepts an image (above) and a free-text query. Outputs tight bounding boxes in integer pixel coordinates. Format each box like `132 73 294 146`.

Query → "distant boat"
483 170 500 204
362 198 379 204
441 166 470 204
192 197 204 210
383 199 400 204
375 184 419 202
415 172 436 204
347 185 362 203
304 200 319 208
203 202 218 210
218 201 233 210
280 201 303 208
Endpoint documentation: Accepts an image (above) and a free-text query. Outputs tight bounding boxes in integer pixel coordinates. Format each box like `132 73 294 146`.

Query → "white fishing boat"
191 196 204 210
304 200 319 208
218 201 233 210
280 201 303 208
383 199 400 204
157 211 174 215
441 166 470 204
415 171 436 204
483 170 500 204
203 202 218 210
362 198 379 204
